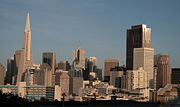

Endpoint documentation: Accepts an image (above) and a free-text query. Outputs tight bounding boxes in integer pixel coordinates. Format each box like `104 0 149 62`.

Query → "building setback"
126 24 151 70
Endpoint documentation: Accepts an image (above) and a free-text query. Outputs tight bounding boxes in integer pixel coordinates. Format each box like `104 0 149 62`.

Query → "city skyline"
0 0 180 69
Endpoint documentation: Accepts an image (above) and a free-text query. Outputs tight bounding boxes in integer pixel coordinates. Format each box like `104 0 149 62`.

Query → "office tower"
17 12 33 84
127 67 148 90
68 69 83 96
39 64 52 86
42 52 56 74
154 54 171 90
55 72 69 96
71 77 83 96
110 66 126 88
5 57 15 84
88 57 97 72
172 68 180 84
104 59 119 82
57 60 70 71
73 45 86 70
133 48 154 88
24 63 52 86
126 24 151 70
94 68 102 81
12 50 21 85
0 62 5 85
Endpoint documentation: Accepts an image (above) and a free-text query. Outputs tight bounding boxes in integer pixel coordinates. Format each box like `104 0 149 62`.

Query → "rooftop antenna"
78 41 80 49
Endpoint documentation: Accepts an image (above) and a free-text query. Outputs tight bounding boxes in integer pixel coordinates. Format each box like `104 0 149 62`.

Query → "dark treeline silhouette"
0 90 30 107
0 90 160 107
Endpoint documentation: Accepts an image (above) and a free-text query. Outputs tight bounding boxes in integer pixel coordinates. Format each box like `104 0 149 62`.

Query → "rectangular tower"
154 54 171 90
73 46 86 70
126 24 151 70
0 63 5 85
42 52 56 74
133 48 154 89
104 59 119 82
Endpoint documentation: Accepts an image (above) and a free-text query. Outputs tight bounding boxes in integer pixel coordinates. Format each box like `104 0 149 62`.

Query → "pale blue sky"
0 0 180 69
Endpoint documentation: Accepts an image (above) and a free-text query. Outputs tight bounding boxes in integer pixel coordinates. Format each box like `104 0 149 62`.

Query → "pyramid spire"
25 12 31 32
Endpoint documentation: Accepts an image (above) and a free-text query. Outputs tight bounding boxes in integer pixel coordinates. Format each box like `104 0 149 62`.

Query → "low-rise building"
157 84 178 104
0 82 61 101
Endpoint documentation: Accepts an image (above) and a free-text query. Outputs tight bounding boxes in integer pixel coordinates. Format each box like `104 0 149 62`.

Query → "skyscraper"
57 60 70 71
0 62 5 85
5 57 15 84
42 52 56 74
55 72 70 96
17 12 33 84
24 63 52 86
127 67 148 90
73 45 86 70
94 68 102 81
171 68 180 84
133 48 154 89
87 57 97 72
154 54 171 90
104 59 119 82
126 24 151 70
110 67 125 88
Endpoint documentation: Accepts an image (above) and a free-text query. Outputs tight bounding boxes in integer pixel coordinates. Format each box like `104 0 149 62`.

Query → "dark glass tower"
126 24 151 70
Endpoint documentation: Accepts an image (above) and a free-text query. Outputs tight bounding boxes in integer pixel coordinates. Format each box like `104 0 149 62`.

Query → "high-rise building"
5 57 15 84
24 63 52 86
94 68 102 81
87 57 97 72
57 60 70 71
16 12 33 84
154 54 171 90
0 62 5 85
133 48 154 89
110 66 126 89
70 77 83 96
127 67 148 90
126 24 151 70
73 45 86 70
127 67 149 101
104 59 119 82
55 71 69 96
42 52 56 74
171 68 180 84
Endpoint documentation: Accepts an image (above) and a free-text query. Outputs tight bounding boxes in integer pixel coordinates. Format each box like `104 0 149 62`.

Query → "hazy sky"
0 0 180 70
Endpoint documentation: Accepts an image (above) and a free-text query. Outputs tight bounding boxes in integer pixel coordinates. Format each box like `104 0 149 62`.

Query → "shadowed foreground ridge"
0 91 30 106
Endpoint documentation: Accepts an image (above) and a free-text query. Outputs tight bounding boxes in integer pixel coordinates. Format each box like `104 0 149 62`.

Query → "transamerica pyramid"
16 12 33 84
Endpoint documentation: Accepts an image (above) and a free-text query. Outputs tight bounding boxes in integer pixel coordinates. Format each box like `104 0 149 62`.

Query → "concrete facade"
155 54 171 90
42 52 56 74
73 45 86 70
133 48 154 89
104 59 119 82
